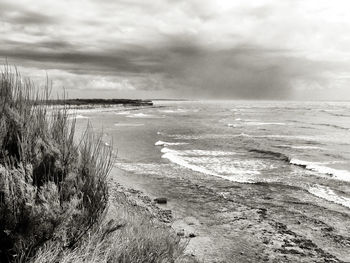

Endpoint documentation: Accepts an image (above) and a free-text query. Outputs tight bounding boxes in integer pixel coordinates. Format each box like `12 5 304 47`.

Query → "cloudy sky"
1 0 350 100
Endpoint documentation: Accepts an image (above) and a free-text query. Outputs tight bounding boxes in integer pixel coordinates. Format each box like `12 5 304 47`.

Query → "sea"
73 100 350 261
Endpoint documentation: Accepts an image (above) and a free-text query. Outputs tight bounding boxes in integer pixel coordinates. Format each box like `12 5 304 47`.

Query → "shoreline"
41 98 153 107
106 171 198 263
112 166 350 262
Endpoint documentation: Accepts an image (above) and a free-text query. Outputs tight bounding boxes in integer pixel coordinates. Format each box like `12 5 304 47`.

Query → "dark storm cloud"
0 47 161 75
154 44 334 99
1 0 350 99
0 39 340 99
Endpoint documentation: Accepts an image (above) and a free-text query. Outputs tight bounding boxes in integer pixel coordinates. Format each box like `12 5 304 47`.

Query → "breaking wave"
127 113 164 118
290 159 350 182
114 123 144 127
249 149 290 161
308 185 350 209
249 148 350 182
160 147 260 183
155 141 189 146
69 114 88 120
313 123 350 131
275 145 323 150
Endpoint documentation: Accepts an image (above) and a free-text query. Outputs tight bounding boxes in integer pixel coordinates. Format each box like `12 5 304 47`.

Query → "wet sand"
112 167 350 263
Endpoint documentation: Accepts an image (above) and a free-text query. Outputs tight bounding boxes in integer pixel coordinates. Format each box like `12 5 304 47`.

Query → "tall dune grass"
0 66 112 262
0 66 195 263
29 193 193 263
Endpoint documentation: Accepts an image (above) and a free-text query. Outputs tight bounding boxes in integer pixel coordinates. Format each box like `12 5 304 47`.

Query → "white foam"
67 106 123 114
155 141 189 146
114 123 144 127
247 134 321 142
116 162 169 176
231 133 251 137
74 114 88 119
160 109 188 113
246 122 286 126
276 145 322 150
166 133 252 140
187 150 236 156
290 158 350 182
160 147 258 183
160 147 236 156
127 113 163 118
308 185 350 209
115 111 130 115
161 151 218 176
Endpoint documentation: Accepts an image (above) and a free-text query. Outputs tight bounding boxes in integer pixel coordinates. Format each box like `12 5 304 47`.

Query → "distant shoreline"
40 98 153 106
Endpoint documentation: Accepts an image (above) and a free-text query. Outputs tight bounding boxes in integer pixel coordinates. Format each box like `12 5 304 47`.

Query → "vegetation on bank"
41 98 153 107
0 66 191 263
0 66 112 262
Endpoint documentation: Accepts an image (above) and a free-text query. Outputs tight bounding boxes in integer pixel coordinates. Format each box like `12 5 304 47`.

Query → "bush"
0 66 112 262
28 191 192 263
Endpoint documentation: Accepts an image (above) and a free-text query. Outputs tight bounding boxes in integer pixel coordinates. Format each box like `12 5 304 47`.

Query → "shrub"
0 66 112 262
0 65 195 263
28 191 193 263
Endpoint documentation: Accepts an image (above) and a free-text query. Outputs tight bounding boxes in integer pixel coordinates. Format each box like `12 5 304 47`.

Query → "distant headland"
41 98 153 106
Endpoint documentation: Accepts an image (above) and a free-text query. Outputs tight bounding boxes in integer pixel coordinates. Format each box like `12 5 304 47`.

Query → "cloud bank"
1 0 350 100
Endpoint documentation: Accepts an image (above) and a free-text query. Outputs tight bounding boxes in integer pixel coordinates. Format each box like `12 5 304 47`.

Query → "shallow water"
75 101 350 262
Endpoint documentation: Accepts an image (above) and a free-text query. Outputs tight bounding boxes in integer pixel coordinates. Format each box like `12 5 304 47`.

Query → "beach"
73 100 350 262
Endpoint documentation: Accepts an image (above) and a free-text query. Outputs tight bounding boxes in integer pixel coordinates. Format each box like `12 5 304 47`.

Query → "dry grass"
28 180 194 263
29 203 191 263
0 66 112 262
0 65 195 263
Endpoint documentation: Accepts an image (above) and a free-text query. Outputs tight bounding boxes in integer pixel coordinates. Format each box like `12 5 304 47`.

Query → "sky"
1 0 350 100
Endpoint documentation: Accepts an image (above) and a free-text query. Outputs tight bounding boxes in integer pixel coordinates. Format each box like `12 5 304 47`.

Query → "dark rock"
177 230 185 236
189 233 196 238
257 208 267 219
154 197 167 204
263 239 269 244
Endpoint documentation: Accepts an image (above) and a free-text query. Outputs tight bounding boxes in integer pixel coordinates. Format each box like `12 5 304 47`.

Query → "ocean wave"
313 123 350 131
116 162 169 176
290 159 350 182
155 141 189 146
275 145 323 150
165 134 242 140
160 147 259 183
229 133 319 141
159 109 188 114
320 110 350 117
115 111 130 115
126 113 164 118
67 106 123 114
114 123 144 127
308 185 350 209
160 147 236 156
69 114 88 119
249 149 290 161
161 150 218 176
245 122 287 126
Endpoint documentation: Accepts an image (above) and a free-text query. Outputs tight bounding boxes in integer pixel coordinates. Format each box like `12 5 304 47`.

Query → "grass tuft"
0 66 112 262
0 65 195 263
